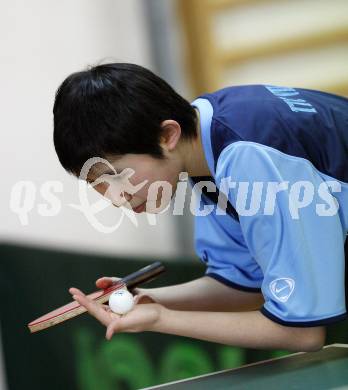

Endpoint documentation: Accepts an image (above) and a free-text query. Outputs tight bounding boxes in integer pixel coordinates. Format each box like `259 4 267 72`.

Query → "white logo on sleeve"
269 278 295 302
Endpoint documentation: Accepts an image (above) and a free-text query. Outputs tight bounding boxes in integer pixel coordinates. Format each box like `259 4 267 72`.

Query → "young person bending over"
53 63 348 351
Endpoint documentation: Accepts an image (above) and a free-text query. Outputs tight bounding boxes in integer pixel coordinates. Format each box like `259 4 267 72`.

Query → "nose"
112 192 132 208
122 192 132 202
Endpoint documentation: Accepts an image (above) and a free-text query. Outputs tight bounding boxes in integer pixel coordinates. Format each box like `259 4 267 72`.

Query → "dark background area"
1 243 347 390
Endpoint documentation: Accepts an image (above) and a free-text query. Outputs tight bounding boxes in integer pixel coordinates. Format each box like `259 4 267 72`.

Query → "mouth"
133 202 146 213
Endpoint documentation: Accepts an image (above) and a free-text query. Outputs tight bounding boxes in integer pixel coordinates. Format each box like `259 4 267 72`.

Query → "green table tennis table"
143 344 348 389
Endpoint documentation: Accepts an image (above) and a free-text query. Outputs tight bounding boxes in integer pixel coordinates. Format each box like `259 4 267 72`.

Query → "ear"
159 120 181 152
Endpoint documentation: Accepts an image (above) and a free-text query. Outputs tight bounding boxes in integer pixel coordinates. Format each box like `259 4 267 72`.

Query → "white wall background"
0 3 197 387
213 0 348 92
0 0 181 258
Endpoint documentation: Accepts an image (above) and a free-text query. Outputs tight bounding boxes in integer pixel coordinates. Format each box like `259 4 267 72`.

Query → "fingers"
106 320 120 340
69 287 83 296
69 287 111 327
69 287 158 341
96 276 121 289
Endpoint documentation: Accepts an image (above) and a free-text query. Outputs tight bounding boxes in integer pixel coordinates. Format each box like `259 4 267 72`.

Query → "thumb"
106 319 121 340
96 276 120 289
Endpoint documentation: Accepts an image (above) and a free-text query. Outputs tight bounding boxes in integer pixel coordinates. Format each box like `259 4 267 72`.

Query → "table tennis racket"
28 261 165 333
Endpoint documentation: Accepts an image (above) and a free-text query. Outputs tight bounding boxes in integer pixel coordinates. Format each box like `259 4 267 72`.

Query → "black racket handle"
120 261 165 290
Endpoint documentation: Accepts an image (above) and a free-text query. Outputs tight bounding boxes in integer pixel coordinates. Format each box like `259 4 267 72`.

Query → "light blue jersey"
191 85 348 326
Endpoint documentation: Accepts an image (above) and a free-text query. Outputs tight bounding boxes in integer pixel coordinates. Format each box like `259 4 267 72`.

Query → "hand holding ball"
108 289 135 315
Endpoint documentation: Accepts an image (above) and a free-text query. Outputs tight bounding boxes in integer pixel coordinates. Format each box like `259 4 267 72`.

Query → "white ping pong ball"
109 289 134 315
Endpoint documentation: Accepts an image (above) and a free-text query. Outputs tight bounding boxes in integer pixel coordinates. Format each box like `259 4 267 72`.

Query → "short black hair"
53 63 197 175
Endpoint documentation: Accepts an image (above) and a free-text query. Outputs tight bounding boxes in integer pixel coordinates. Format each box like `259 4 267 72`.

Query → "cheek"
127 172 152 199
146 178 176 207
128 163 176 201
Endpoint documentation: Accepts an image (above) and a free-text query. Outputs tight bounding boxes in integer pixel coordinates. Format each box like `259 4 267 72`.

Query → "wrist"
150 303 170 332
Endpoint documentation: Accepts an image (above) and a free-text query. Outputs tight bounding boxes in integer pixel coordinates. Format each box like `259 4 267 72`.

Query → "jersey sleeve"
192 182 263 292
215 141 347 326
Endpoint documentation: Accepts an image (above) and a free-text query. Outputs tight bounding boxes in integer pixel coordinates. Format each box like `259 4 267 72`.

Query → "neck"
180 108 211 177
